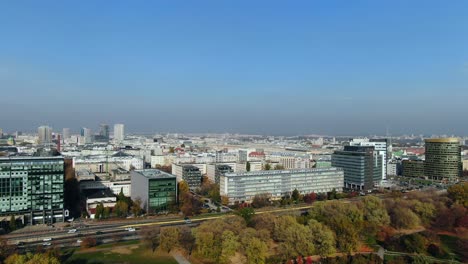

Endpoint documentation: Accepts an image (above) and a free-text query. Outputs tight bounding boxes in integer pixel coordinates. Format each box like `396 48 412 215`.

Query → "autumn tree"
246 161 251 172
308 219 336 257
220 230 240 263
160 227 180 253
291 189 300 202
252 193 270 208
9 215 16 231
447 182 468 206
179 226 196 256
360 196 390 233
81 237 97 248
274 164 285 170
244 237 268 264
236 207 255 224
303 192 317 204
95 203 104 219
5 253 60 264
131 197 142 216
263 163 271 170
251 213 275 234
140 225 161 252
114 200 129 218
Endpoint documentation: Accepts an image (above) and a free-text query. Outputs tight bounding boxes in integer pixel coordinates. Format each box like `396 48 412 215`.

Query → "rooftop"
133 169 176 179
224 167 343 177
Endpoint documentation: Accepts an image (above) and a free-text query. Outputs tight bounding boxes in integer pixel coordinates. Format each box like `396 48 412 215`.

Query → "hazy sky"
1 1 467 136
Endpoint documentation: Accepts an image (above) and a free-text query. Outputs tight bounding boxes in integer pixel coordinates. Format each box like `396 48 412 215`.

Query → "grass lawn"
64 241 178 264
439 234 463 262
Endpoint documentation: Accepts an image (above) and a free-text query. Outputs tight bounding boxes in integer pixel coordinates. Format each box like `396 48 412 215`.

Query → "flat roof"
425 138 460 143
133 169 176 179
224 167 343 177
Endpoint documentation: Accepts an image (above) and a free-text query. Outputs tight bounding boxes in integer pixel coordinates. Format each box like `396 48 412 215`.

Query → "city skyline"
1 1 468 135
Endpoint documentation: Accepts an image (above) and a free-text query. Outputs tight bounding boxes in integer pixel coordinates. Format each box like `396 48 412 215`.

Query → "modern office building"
219 168 344 204
402 160 425 178
424 138 462 181
0 156 65 225
206 164 233 184
80 127 93 144
38 126 52 145
62 128 70 140
130 169 177 213
180 165 202 189
350 138 388 180
99 124 110 140
332 146 382 191
113 124 125 143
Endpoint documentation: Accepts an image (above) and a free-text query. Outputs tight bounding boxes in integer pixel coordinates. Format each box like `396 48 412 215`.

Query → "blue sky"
1 1 467 135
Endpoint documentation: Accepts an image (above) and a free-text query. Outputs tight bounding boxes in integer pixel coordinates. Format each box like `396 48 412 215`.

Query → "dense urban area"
0 125 466 263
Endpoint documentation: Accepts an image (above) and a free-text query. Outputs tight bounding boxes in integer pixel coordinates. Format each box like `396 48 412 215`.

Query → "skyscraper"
350 138 388 180
99 124 110 140
424 138 462 182
80 127 92 144
114 124 125 142
38 126 52 145
62 128 70 140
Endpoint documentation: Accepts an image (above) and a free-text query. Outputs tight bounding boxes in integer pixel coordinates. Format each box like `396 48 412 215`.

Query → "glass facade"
332 146 382 191
0 157 64 225
425 138 462 181
148 178 177 212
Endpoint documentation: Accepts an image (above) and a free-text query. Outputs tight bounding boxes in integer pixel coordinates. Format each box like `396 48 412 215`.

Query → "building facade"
332 146 382 191
113 124 125 143
0 156 65 225
402 160 425 178
350 138 388 180
206 164 233 184
219 168 344 204
131 169 177 213
38 126 52 145
424 138 462 181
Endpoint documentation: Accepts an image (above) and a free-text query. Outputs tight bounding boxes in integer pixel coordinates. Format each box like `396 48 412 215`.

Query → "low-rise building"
206 164 234 184
220 168 344 204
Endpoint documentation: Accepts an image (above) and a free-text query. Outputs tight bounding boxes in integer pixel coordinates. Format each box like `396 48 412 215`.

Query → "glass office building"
0 156 65 225
425 138 462 181
332 146 382 191
131 169 177 213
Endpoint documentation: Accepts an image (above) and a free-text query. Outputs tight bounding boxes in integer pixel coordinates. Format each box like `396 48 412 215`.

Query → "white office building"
220 168 344 204
114 124 125 143
38 126 52 144
350 138 388 180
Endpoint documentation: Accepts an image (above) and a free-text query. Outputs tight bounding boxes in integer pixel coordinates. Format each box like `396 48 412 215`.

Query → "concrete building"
80 127 93 144
206 164 233 184
80 180 131 196
62 128 70 140
99 124 110 141
402 160 425 178
220 168 344 204
38 126 52 145
238 150 248 163
130 169 177 213
0 156 65 225
332 146 382 191
113 124 125 143
424 138 462 181
150 155 165 168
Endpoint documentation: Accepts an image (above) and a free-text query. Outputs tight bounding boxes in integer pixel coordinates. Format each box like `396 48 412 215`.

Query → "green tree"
389 206 421 229
291 189 300 202
236 207 255 224
95 203 104 219
245 237 268 264
273 215 298 241
160 227 180 253
263 163 271 170
307 219 336 257
5 253 60 264
278 223 315 258
9 215 16 231
246 161 251 172
412 201 436 225
103 207 110 219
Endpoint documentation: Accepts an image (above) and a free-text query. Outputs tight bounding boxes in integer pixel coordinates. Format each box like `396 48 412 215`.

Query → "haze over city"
1 1 468 135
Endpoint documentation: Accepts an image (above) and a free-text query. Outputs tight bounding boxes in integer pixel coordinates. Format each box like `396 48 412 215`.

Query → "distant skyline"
1 1 467 136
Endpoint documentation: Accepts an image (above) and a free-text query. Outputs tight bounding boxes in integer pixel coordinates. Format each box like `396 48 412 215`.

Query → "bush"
81 237 97 248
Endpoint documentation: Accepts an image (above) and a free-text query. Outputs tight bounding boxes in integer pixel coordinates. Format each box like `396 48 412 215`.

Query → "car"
42 242 51 246
68 229 77 234
76 239 83 243
128 228 136 232
96 231 103 235
42 238 52 242
15 241 24 246
184 217 192 224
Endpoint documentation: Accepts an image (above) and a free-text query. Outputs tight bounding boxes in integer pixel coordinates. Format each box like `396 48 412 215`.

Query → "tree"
246 161 251 172
9 215 16 231
412 201 435 225
131 197 142 217
274 164 285 170
273 215 298 241
169 147 175 153
291 189 300 202
179 181 190 195
64 159 80 218
263 163 271 170
360 196 390 233
103 207 110 219
389 206 421 229
252 193 270 208
5 253 60 264
140 225 161 252
236 207 255 224
308 219 336 257
81 237 97 248
303 192 317 204
114 200 129 218
447 182 468 207
95 203 104 219
179 226 196 256
244 237 268 264
277 223 315 258
160 227 180 253
327 188 337 200
220 231 240 263
251 213 275 234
